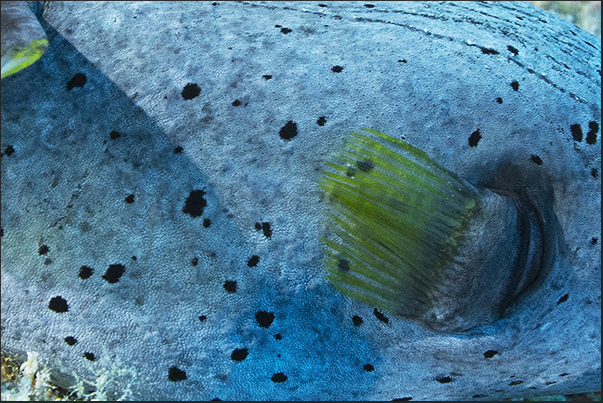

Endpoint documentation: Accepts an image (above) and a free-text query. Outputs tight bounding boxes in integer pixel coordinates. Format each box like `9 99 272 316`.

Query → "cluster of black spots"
468 129 482 147
191 257 199 266
398 59 407 63
255 222 273 238
224 280 237 293
591 168 599 179
586 121 599 145
64 336 77 346
591 237 599 245
271 372 287 383
173 146 184 154
274 333 283 340
352 315 363 326
262 74 273 80
124 194 135 204
480 47 499 55
365 3 375 8
247 255 260 267
337 259 350 273
373 308 389 324
109 130 122 140
279 121 298 140
168 366 187 382
507 45 519 55
436 376 453 384
102 264 125 283
79 265 94 279
182 190 207 218
49 296 69 313
530 155 543 165
357 159 375 172
255 311 275 328
317 116 327 126
2 145 15 157
83 352 96 362
232 99 242 107
483 350 498 358
198 315 207 322
509 380 523 386
67 73 87 90
510 80 520 91
231 348 249 362
496 97 503 104
331 65 344 73
557 293 569 305
571 123 583 142
363 363 375 372
203 218 212 228
181 83 201 100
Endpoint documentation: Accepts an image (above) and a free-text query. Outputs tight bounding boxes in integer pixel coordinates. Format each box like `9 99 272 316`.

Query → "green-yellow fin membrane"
1 38 48 79
319 129 478 315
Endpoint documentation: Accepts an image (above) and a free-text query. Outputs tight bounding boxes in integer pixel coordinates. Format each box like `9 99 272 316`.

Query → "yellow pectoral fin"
1 38 48 79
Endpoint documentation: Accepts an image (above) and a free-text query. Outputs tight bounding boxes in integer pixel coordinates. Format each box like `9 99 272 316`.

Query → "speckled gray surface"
1 1 600 400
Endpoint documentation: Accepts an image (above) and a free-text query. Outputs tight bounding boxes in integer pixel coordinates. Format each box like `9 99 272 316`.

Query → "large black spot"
331 65 344 73
436 376 453 383
79 265 94 279
168 366 187 382
49 296 69 313
182 190 207 218
483 350 498 358
496 97 503 104
181 83 201 100
392 398 413 401
203 218 212 228
110 130 122 140
352 315 363 326
125 194 135 204
2 145 15 156
255 222 272 238
223 280 237 293
363 363 375 372
507 45 519 55
64 336 77 346
279 121 298 140
247 255 260 267
510 80 520 91
271 372 287 383
530 155 543 165
586 121 599 145
83 352 96 361
38 244 50 255
480 47 499 55
262 74 273 80
102 264 125 283
231 348 249 362
557 293 569 305
67 73 87 90
373 308 389 324
232 99 242 107
468 129 482 147
280 27 292 34
509 380 523 386
255 311 275 328
317 116 327 126
570 123 583 142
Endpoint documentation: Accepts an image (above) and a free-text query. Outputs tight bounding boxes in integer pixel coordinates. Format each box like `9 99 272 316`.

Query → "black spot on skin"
79 265 94 279
49 296 69 313
586 121 599 145
38 245 49 255
279 121 298 140
472 395 487 399
271 372 287 383
317 116 327 126
392 398 413 401
591 168 599 179
125 194 135 204
357 159 375 172
338 259 350 273
496 97 503 104
331 65 344 73
591 237 598 245
203 218 212 228
559 373 569 377
507 45 519 55
223 280 237 293
436 376 453 383
280 27 292 34
262 74 273 80
483 350 498 358
480 47 499 55
530 155 543 165
373 308 389 324
67 73 87 90
64 336 77 346
510 80 520 91
232 99 242 107
231 348 249 362
102 264 125 283
198 315 207 322
131 256 137 261
363 364 375 372
247 255 260 267
262 222 272 238
44 258 53 265
510 380 523 386
182 190 207 218
364 4 375 8
168 366 187 382
255 222 262 231
318 3 328 7
468 129 482 147
181 83 201 100
2 145 15 156
557 293 569 305
398 59 407 63
570 123 583 142
110 130 121 140
83 352 96 361
192 257 199 266
546 381 557 385
255 311 275 328
174 146 184 154
352 315 363 326
274 333 283 340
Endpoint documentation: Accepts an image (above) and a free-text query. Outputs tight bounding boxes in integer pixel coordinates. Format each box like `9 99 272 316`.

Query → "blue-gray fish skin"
1 1 600 400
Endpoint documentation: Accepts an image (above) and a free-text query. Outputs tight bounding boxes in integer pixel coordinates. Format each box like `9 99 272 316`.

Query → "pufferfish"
319 129 547 332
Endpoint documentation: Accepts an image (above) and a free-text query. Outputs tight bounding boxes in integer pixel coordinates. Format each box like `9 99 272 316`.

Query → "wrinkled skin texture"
1 2 600 400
